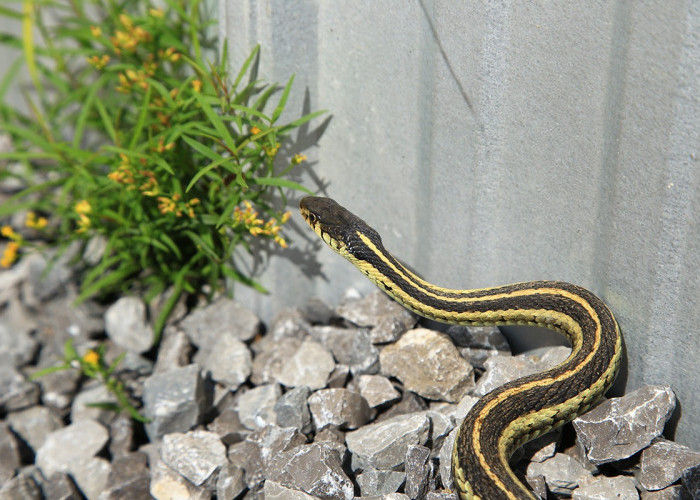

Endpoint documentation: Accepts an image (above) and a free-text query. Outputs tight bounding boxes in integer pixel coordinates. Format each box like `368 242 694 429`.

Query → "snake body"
299 196 622 500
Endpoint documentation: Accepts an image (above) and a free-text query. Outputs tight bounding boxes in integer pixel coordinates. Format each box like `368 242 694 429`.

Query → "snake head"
299 196 381 255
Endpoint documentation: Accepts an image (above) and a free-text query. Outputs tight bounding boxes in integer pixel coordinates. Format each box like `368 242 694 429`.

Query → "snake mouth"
299 196 349 252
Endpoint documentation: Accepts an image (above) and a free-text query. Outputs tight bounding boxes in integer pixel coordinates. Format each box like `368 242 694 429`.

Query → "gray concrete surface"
222 1 700 449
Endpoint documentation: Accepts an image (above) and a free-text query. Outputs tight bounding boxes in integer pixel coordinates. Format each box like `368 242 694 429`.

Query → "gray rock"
336 291 418 343
248 424 307 468
380 328 474 403
357 374 401 408
526 452 593 496
71 382 118 426
452 394 480 421
472 346 570 397
638 439 700 491
142 364 208 441
524 474 548 500
35 419 109 478
346 413 431 470
438 427 458 490
98 475 150 500
161 430 227 486
356 469 406 496
153 326 192 373
149 453 212 500
227 439 265 488
310 326 380 375
193 334 251 389
0 365 39 412
426 492 458 500
276 338 335 390
308 388 372 430
216 463 246 500
446 325 510 370
40 471 83 500
251 337 302 385
266 442 354 500
25 244 76 303
641 485 693 500
236 383 282 430
104 297 154 354
7 405 63 454
378 390 428 422
38 287 106 341
302 297 336 324
274 385 312 433
180 297 261 345
268 308 311 340
682 464 700 500
405 444 431 500
0 468 42 500
208 407 248 445
70 456 111 500
522 430 561 464
424 410 456 457
108 414 134 459
0 299 38 367
0 422 21 483
31 361 80 412
104 452 150 490
573 475 639 500
328 364 350 388
263 480 318 500
573 385 676 465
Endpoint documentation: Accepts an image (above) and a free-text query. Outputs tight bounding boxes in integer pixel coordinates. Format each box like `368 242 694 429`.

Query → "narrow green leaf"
93 97 117 144
182 135 220 162
194 92 236 152
128 85 152 150
0 57 23 102
185 156 231 193
232 45 260 91
28 363 71 380
253 177 313 194
272 74 294 123
183 230 219 260
221 264 268 294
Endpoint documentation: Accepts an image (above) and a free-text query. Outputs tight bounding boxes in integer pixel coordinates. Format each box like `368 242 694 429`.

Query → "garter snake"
299 196 622 500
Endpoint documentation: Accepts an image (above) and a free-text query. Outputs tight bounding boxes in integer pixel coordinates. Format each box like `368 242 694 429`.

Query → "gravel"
0 257 698 499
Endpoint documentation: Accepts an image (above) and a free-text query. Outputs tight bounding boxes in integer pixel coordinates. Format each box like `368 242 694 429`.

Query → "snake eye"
307 213 317 224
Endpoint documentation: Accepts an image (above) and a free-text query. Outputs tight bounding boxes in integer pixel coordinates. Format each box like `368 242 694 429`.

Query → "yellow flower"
159 47 180 62
158 194 182 216
26 212 48 229
82 349 100 366
75 200 91 233
149 8 164 18
1 241 20 268
292 153 307 165
263 143 280 157
90 26 102 37
87 54 110 70
250 126 262 135
138 170 159 197
119 14 133 30
192 80 202 93
75 200 91 214
1 225 16 239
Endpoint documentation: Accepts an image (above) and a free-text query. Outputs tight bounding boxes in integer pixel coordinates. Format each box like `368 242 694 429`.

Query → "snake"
299 196 622 500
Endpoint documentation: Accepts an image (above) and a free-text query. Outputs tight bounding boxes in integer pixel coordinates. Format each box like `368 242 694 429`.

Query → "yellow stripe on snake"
300 196 622 499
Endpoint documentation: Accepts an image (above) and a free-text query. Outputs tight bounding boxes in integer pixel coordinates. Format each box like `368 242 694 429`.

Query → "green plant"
0 0 323 338
31 339 150 422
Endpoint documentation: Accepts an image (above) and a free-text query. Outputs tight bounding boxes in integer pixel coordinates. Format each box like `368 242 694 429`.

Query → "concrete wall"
231 1 695 448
